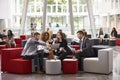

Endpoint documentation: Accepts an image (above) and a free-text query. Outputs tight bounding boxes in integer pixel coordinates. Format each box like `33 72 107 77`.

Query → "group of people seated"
97 27 118 39
1 27 118 72
0 29 16 48
21 28 95 72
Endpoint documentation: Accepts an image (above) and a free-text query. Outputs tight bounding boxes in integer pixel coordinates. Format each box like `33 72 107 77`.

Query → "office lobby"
0 0 120 80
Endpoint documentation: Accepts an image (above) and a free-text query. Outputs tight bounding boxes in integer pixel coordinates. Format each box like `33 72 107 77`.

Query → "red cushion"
16 44 22 47
0 45 6 54
9 58 32 73
14 38 22 47
1 48 23 72
20 35 27 40
62 59 78 74
116 38 120 45
71 45 80 50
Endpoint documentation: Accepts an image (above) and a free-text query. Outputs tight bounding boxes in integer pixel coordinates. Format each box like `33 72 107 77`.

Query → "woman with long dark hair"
6 30 16 48
111 27 117 38
55 32 72 60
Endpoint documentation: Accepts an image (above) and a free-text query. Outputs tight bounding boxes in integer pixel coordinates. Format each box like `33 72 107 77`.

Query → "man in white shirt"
21 32 51 72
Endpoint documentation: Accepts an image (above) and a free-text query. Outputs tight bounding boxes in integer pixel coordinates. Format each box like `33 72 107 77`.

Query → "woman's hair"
99 27 103 32
8 30 14 36
56 32 64 42
112 27 116 31
42 32 49 42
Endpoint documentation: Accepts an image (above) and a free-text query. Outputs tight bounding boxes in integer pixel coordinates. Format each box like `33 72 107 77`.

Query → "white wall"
0 0 11 19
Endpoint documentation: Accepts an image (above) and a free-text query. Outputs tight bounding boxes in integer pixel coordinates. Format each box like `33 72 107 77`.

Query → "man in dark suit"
74 30 95 70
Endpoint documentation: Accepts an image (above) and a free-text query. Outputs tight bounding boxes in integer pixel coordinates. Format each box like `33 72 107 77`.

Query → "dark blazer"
111 30 117 38
57 39 67 49
56 39 72 55
80 37 94 57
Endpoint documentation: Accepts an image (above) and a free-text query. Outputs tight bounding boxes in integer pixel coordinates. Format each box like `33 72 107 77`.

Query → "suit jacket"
80 37 94 57
111 31 117 38
56 39 73 55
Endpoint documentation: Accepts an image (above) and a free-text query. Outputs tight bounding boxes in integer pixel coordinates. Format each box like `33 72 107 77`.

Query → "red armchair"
116 38 120 46
20 35 28 40
0 45 6 54
1 48 32 74
14 38 22 47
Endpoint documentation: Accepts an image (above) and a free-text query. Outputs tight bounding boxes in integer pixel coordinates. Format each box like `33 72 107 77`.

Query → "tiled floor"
1 71 113 80
0 55 113 80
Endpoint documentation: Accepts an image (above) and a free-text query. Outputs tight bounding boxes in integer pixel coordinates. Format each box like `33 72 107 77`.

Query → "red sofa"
20 35 28 40
116 38 120 46
0 45 6 54
1 48 32 74
14 38 22 47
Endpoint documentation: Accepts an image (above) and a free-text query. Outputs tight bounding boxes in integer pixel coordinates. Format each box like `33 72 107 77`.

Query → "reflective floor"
1 72 112 80
0 55 113 80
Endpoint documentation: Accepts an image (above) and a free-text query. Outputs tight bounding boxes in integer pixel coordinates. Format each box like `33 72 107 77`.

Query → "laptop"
51 43 60 49
66 38 73 43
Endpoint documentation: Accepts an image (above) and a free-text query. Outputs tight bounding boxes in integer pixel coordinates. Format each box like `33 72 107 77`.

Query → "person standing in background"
31 28 35 37
46 28 53 40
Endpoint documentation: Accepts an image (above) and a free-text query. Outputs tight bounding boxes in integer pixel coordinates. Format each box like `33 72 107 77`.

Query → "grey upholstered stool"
45 59 61 74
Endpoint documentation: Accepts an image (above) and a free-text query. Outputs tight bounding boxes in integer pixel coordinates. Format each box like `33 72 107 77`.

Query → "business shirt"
21 38 46 56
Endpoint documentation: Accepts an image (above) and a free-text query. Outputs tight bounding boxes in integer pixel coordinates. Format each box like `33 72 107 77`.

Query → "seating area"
1 48 32 74
83 48 113 74
1 0 120 80
0 35 119 75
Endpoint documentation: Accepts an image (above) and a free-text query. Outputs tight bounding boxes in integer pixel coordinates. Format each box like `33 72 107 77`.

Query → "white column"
77 0 79 13
10 0 14 29
56 0 58 13
114 0 116 9
34 0 36 13
107 14 110 33
66 0 69 25
20 0 29 34
42 0 47 32
16 0 19 13
68 0 74 35
86 0 96 38
0 19 5 32
118 0 120 8
114 15 117 28
83 16 84 29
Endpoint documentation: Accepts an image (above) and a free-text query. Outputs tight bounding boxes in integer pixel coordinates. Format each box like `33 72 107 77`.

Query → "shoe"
36 71 44 74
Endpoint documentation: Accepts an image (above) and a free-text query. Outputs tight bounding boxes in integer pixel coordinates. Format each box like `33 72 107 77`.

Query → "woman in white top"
97 27 104 38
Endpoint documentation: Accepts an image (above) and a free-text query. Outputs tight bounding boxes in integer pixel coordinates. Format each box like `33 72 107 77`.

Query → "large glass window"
11 0 106 36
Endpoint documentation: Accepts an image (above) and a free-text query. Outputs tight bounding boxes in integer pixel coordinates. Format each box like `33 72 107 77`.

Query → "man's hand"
75 50 81 54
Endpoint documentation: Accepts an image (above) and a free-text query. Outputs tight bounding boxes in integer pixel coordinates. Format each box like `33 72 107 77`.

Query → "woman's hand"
59 47 65 52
